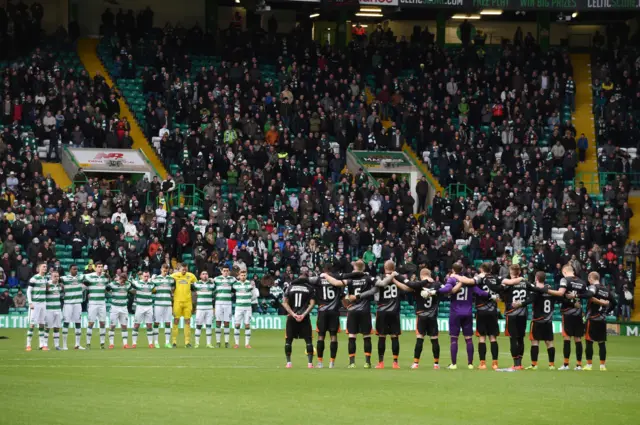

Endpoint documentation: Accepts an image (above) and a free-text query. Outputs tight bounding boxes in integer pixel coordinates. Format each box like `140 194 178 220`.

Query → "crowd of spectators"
0 10 636 320
0 1 45 60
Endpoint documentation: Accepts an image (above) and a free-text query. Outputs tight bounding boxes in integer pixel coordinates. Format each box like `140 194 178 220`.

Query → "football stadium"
1 0 640 424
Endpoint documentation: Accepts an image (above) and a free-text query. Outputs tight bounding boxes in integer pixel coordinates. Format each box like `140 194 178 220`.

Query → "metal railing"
447 183 473 199
146 184 206 211
574 171 636 195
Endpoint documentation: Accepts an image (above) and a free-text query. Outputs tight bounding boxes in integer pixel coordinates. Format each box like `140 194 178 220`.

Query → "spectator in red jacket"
603 245 617 263
176 227 191 258
480 233 496 258
148 237 161 257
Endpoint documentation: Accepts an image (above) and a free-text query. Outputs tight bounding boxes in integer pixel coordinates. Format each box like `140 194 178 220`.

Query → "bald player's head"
588 271 600 284
384 260 395 273
562 264 575 277
420 268 432 280
353 260 365 272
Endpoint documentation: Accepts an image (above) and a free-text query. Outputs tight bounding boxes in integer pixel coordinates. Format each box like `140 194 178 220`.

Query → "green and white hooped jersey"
233 280 253 308
107 281 130 308
61 274 84 304
29 274 48 303
191 281 215 309
84 272 109 306
213 275 236 304
131 280 155 307
151 274 174 307
45 283 63 311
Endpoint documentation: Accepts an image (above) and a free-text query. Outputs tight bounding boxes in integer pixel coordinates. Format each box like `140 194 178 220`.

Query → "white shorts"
215 304 232 323
110 306 129 327
88 304 107 322
63 304 82 324
30 302 47 325
234 307 252 326
134 306 153 325
46 310 62 328
196 309 213 326
154 306 172 324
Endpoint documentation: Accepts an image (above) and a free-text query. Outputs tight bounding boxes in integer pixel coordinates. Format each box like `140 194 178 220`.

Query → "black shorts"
375 311 401 336
505 315 527 338
529 321 554 342
316 310 341 335
475 313 499 337
285 316 312 340
586 319 606 342
346 310 372 335
416 316 439 337
562 314 585 338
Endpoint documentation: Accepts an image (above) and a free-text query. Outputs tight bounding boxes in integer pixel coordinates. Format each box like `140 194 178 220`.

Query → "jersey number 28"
383 285 398 299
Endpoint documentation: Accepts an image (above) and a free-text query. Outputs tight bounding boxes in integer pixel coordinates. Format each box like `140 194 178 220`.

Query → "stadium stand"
0 4 635 323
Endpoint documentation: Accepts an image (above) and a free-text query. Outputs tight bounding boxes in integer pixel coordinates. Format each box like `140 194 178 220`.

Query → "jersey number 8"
543 299 552 313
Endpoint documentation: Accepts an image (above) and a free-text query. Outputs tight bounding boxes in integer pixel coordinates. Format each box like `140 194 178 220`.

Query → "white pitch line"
6 354 281 361
2 365 259 369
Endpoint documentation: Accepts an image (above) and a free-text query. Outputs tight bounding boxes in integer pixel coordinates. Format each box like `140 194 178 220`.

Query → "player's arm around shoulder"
321 273 346 287
450 273 476 285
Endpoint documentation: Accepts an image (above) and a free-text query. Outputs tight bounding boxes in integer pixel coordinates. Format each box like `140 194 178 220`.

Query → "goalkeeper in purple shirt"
429 264 493 370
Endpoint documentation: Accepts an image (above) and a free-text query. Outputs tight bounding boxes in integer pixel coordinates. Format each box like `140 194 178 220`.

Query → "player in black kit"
322 260 395 369
500 264 532 370
523 272 559 370
584 272 615 371
474 263 502 370
370 261 403 369
393 268 444 370
282 271 317 369
309 265 343 369
547 264 593 370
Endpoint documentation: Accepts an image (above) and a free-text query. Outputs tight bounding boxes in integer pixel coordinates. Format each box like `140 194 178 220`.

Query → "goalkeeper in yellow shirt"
170 264 197 347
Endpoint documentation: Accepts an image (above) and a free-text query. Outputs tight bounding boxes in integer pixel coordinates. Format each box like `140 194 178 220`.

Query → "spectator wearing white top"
111 207 128 225
42 111 56 133
155 207 167 225
372 241 382 259
159 125 170 138
6 171 19 191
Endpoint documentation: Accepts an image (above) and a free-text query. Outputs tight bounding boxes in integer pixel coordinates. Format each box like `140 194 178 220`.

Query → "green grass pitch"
0 329 638 425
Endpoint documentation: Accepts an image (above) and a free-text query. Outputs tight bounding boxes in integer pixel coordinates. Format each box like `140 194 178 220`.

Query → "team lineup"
25 263 257 351
25 259 615 372
283 260 615 371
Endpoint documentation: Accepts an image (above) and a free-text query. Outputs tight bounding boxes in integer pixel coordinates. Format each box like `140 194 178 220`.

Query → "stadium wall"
3 314 633 335
384 20 604 47
74 0 250 36
0 313 566 333
18 0 69 33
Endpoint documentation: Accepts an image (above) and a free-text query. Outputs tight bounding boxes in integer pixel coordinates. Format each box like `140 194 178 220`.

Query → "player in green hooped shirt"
232 269 255 348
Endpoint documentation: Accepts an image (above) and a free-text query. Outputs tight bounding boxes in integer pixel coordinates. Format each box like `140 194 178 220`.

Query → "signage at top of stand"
395 0 640 8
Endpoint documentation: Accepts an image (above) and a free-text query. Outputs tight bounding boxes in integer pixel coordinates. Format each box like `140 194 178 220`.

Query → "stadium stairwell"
77 38 167 179
571 54 640 319
42 162 72 188
627 196 640 321
402 144 444 195
570 54 599 195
